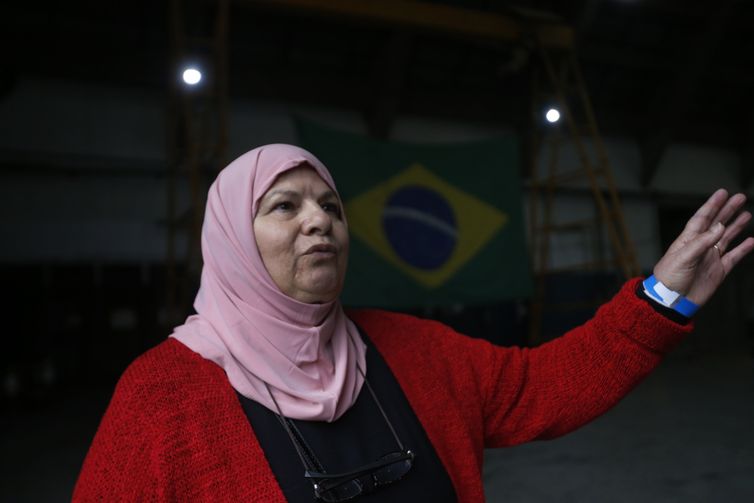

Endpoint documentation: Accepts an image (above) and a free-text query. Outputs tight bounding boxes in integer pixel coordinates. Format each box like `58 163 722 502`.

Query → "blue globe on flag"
382 186 457 270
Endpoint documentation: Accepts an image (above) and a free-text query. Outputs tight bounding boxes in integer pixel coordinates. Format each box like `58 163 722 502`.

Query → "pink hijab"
171 144 366 422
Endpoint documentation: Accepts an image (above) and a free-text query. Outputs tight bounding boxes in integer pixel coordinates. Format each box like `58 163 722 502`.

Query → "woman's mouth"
304 243 337 257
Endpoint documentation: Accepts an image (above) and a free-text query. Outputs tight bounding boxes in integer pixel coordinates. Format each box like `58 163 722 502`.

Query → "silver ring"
713 244 723 257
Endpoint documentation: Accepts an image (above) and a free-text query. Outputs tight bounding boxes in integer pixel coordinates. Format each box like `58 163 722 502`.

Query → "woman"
73 144 753 502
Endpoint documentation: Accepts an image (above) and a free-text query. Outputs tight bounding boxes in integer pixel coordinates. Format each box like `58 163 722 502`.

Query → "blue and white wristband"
642 275 699 318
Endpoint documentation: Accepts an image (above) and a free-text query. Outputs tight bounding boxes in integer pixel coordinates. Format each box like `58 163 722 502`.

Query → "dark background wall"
2 1 754 501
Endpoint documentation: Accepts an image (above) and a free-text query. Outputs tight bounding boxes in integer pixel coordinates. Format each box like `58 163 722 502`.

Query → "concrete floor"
483 352 754 502
2 352 753 502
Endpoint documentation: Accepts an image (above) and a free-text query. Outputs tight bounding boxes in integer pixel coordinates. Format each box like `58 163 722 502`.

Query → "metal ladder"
527 46 641 345
165 0 230 325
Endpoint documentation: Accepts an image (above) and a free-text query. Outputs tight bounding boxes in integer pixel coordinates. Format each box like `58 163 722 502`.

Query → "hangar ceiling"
4 0 753 184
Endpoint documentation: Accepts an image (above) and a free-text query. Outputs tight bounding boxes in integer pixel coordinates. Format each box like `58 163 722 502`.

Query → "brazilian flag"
296 119 532 308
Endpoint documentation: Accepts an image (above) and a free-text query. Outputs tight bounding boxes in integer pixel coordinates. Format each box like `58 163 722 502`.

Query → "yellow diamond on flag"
345 163 508 289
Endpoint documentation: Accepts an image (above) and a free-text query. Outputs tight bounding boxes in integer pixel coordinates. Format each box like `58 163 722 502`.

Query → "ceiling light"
182 67 202 86
545 108 560 124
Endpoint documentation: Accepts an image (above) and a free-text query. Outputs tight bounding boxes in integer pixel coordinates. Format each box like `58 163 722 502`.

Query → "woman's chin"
293 277 342 304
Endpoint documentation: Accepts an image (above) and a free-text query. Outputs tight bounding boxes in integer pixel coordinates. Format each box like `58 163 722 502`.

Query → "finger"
717 211 752 252
721 236 754 274
666 190 732 255
711 193 747 229
676 221 726 266
682 189 728 235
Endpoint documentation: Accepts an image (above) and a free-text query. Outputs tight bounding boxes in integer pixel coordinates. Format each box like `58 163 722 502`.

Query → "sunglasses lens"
318 479 363 502
372 452 413 485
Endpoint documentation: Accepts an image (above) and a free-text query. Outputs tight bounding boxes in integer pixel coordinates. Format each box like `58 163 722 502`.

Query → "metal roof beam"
246 0 573 49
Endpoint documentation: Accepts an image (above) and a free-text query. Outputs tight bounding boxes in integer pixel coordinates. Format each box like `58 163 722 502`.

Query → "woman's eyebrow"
261 188 336 202
262 189 299 200
319 190 337 200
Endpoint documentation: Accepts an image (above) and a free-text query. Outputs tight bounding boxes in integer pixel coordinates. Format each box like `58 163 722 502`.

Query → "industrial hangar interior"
2 0 754 501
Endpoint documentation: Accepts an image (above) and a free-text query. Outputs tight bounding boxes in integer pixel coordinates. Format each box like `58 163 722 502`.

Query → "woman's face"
253 165 349 304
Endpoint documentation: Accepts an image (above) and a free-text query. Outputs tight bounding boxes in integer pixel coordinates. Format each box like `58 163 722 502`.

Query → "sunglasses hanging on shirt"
265 367 414 502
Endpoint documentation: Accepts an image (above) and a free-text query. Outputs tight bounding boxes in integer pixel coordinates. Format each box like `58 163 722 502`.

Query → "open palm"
653 189 754 307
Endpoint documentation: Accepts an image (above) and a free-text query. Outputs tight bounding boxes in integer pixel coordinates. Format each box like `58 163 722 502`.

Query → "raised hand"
653 189 754 308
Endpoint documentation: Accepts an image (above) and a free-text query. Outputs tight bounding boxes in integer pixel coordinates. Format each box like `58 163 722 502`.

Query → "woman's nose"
301 202 332 235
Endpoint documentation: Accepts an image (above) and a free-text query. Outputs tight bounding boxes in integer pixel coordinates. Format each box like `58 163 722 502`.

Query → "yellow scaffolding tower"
527 46 641 345
165 0 230 325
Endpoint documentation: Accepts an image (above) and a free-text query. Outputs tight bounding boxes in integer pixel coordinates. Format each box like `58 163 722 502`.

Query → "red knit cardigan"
73 279 691 502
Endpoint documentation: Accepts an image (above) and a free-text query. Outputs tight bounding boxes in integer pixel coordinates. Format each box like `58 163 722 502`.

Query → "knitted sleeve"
72 339 288 503
479 277 692 447
350 278 693 457
72 358 162 501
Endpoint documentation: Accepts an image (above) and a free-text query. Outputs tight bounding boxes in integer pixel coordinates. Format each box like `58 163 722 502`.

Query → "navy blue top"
237 328 458 502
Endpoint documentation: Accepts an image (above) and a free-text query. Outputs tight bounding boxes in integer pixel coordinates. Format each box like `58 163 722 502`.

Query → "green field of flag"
296 119 532 308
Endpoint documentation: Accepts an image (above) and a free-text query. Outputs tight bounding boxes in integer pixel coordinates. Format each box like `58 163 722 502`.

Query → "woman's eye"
322 202 341 216
274 201 293 211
